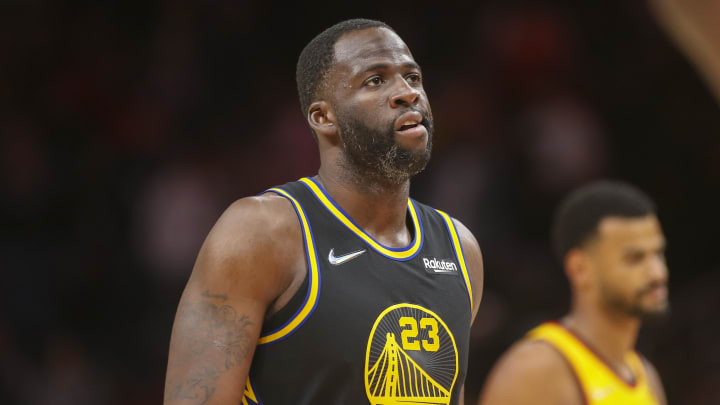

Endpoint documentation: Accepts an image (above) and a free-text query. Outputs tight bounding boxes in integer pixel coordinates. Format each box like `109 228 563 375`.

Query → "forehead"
595 215 665 249
333 27 415 74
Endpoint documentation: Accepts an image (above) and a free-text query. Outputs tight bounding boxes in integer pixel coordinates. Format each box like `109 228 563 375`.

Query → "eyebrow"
622 247 645 255
359 61 421 75
622 240 667 255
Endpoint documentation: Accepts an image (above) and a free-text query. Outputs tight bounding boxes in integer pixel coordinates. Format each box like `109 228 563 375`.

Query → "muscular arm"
452 219 484 405
478 340 584 405
164 194 303 405
650 0 720 103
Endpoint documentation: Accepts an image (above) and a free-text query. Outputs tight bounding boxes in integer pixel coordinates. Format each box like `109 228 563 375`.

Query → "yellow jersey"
527 322 660 405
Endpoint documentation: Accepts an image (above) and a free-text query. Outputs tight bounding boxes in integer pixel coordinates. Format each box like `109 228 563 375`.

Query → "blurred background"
1 0 719 404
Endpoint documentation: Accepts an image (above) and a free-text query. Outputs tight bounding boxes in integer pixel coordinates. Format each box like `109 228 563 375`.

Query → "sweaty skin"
478 215 667 405
163 27 483 405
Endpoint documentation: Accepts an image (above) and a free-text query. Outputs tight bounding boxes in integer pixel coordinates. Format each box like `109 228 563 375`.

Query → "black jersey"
241 177 475 405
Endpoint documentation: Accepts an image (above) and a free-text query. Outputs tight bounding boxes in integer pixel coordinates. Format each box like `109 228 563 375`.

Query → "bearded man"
478 181 667 405
163 19 483 405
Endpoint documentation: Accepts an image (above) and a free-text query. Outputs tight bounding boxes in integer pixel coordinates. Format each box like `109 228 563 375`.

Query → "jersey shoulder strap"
527 322 659 405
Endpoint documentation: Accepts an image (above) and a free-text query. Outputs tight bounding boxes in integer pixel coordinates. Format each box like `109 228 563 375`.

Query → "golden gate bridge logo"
365 304 458 405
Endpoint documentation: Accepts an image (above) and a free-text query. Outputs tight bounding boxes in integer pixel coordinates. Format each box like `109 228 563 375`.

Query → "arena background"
2 1 719 404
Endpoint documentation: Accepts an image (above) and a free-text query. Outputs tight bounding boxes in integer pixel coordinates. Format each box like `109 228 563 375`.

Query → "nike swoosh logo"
328 248 366 265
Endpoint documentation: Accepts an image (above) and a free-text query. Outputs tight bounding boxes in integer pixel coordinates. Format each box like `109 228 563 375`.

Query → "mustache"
393 108 433 129
637 281 667 297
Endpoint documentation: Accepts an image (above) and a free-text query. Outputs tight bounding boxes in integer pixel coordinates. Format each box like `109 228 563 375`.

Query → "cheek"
348 99 389 128
598 264 636 295
361 90 401 121
614 268 645 297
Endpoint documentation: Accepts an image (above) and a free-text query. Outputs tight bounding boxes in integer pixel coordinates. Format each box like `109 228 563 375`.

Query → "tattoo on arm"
165 292 255 404
201 290 227 301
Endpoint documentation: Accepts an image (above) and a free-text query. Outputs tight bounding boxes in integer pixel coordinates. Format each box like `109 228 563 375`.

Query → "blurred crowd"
1 1 719 404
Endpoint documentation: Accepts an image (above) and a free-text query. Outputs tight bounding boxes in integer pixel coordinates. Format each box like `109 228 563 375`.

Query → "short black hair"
296 19 393 119
551 181 657 261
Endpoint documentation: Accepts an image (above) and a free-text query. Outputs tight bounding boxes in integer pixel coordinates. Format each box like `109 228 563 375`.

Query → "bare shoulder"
192 193 302 297
478 339 584 405
449 217 484 317
206 193 300 255
641 356 668 405
490 340 575 383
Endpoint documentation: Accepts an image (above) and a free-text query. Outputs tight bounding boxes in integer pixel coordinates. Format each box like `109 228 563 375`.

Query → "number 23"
399 317 440 352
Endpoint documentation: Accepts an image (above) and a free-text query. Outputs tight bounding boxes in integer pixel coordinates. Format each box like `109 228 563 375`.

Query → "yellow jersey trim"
299 177 423 261
257 187 321 345
435 209 473 310
241 377 260 405
527 322 660 405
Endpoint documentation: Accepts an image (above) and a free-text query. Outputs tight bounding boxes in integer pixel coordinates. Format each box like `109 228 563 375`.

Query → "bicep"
164 197 297 405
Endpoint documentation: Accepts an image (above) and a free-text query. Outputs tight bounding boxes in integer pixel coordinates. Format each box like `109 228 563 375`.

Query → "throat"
314 173 414 249
362 206 415 248
340 161 412 196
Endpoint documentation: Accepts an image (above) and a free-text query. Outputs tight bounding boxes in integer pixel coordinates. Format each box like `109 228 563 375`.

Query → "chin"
636 303 670 321
394 133 428 150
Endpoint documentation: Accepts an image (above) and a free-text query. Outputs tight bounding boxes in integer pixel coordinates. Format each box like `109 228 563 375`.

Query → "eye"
623 251 645 266
406 73 422 84
365 76 384 87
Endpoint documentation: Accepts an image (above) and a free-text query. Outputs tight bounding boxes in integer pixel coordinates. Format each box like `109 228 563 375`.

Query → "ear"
565 249 592 290
308 101 338 139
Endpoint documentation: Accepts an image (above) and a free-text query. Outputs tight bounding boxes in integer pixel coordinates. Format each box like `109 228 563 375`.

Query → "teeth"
402 120 418 126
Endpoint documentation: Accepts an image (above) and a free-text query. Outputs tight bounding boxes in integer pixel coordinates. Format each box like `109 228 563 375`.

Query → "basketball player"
478 181 667 405
163 19 483 405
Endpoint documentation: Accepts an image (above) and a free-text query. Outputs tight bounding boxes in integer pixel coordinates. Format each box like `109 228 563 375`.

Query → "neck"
564 303 641 375
316 165 412 248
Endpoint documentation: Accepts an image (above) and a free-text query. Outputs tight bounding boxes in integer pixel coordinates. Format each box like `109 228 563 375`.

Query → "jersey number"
399 317 440 352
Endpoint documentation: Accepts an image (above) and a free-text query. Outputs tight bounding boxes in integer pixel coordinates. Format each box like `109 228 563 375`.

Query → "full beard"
336 111 433 190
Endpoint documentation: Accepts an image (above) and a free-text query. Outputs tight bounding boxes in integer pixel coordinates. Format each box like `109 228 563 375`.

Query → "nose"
649 255 669 284
390 77 420 108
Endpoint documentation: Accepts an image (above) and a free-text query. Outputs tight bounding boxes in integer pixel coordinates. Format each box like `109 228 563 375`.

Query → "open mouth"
399 122 420 131
394 111 425 132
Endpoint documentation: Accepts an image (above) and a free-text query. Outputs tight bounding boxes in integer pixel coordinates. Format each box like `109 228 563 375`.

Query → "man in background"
478 181 667 404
